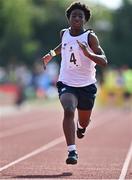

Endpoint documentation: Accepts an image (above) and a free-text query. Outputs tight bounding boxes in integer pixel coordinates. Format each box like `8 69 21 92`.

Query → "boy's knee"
64 105 75 113
63 105 75 118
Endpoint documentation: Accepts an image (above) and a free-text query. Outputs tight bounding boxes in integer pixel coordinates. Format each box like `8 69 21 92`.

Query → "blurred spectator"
122 66 132 110
33 62 58 99
15 64 33 105
0 67 7 83
98 66 132 107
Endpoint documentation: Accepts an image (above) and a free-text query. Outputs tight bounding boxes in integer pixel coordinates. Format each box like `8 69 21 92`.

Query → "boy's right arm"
41 29 66 65
41 43 62 65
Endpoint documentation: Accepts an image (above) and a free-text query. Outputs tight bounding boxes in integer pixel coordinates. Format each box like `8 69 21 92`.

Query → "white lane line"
0 111 125 172
0 136 65 172
119 142 132 180
0 114 113 171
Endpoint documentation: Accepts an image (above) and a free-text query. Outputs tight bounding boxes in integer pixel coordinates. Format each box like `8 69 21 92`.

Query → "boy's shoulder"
87 29 97 38
60 28 68 34
60 28 68 38
60 28 68 32
87 28 94 34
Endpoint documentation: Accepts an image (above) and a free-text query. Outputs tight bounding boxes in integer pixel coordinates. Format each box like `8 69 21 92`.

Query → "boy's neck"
69 27 85 36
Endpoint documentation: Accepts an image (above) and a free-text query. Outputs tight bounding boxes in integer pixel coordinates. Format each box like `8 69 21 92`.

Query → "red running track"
0 102 132 180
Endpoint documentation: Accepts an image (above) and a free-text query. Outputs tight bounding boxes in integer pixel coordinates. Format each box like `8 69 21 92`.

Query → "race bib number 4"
66 45 82 69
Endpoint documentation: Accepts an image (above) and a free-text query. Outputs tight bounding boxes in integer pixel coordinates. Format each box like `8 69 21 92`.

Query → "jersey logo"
61 88 66 92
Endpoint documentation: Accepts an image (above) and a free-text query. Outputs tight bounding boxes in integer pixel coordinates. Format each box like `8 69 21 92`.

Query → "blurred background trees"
104 0 132 67
0 0 132 107
0 0 36 66
0 0 132 67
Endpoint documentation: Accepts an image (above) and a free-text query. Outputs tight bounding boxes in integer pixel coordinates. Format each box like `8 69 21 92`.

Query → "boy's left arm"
77 33 108 67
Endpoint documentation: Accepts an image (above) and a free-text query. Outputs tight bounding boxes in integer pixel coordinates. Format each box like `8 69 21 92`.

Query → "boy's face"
69 9 86 29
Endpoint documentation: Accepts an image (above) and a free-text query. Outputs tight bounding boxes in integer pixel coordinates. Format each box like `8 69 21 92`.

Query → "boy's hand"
77 40 90 57
77 40 87 50
42 53 52 65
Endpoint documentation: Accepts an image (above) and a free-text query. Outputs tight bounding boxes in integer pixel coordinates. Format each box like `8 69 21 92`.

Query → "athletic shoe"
66 150 78 165
77 123 86 139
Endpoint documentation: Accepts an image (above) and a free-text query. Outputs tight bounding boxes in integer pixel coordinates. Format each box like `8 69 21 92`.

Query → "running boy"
42 2 108 165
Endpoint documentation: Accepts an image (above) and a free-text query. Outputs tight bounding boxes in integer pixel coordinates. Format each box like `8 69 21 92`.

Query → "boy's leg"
60 93 78 146
77 109 92 139
76 84 97 138
60 92 78 164
78 109 92 128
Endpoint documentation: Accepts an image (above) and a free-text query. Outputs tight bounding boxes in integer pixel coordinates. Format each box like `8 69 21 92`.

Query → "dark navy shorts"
56 81 97 110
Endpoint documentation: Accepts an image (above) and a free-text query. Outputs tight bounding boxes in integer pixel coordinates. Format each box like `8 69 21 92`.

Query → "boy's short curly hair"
66 2 91 22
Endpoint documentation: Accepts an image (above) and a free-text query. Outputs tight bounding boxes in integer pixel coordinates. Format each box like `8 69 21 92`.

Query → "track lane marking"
119 142 132 180
0 136 65 172
0 113 121 172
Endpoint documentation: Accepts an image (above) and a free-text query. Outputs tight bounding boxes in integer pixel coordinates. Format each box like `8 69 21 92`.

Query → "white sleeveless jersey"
58 28 97 87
